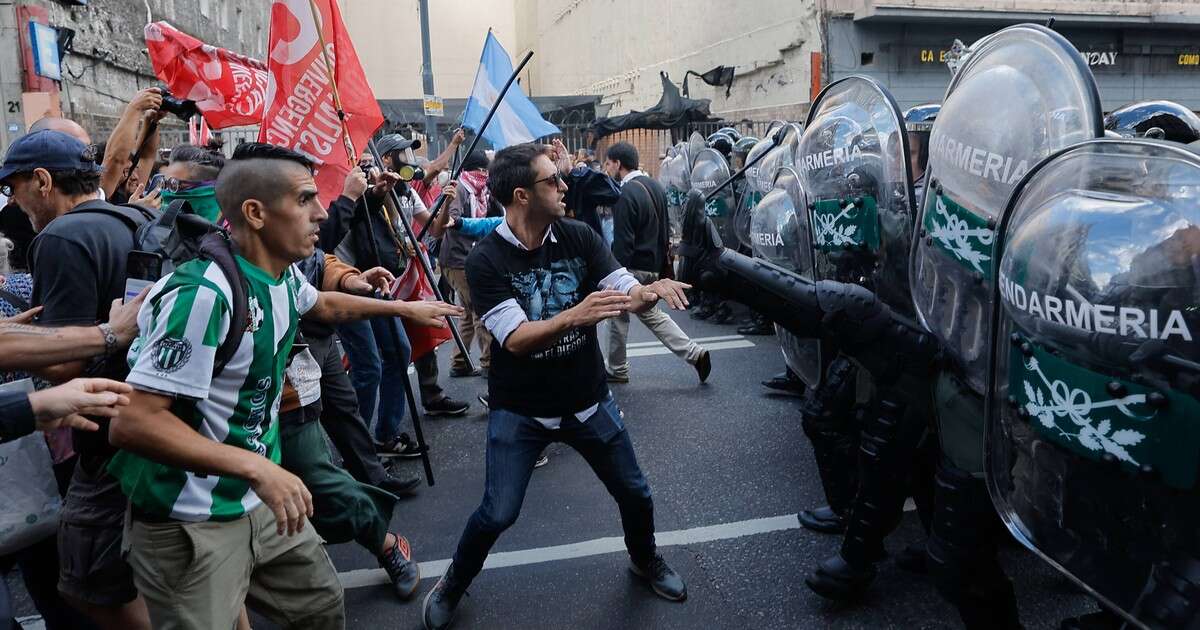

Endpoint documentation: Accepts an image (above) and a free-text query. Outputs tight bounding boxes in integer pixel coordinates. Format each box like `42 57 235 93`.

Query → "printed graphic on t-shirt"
509 257 588 359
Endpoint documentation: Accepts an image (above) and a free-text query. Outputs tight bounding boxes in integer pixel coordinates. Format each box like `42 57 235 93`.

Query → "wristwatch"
98 322 119 356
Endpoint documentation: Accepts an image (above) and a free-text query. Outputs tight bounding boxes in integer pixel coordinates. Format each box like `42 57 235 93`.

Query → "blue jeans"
450 394 656 585
336 317 412 443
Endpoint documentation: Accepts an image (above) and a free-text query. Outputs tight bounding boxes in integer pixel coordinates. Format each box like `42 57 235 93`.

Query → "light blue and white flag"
462 31 559 149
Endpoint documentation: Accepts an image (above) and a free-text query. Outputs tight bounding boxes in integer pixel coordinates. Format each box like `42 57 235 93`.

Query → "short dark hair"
12 168 102 196
605 142 638 171
169 144 225 180
216 143 313 226
461 149 489 172
488 143 552 205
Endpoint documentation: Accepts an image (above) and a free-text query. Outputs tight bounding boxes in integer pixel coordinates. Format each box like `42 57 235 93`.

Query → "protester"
422 143 692 630
107 143 461 630
0 129 152 629
375 133 470 419
299 169 425 491
602 142 711 384
153 144 226 221
433 149 493 376
97 88 165 204
278 249 423 599
0 289 143 630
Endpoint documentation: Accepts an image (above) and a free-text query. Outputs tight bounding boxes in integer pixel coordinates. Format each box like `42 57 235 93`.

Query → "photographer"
100 88 167 204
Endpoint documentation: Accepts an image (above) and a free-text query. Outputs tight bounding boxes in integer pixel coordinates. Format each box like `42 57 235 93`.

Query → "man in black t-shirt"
422 144 693 630
0 130 151 628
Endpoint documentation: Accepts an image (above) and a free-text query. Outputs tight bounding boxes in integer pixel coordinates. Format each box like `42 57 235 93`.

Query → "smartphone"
125 250 164 302
146 173 166 193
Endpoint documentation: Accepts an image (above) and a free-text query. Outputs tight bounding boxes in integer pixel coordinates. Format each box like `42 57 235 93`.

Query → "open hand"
129 181 162 210
400 300 464 327
639 279 692 310
565 290 631 326
28 378 133 431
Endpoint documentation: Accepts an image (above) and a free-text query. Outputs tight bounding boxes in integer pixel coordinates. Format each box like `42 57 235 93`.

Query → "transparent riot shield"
910 23 1104 395
986 138 1200 628
800 75 916 315
691 148 737 246
749 167 824 387
659 146 693 241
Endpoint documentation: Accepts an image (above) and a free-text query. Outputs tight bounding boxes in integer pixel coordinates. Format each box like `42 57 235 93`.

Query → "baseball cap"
0 130 101 183
376 133 421 156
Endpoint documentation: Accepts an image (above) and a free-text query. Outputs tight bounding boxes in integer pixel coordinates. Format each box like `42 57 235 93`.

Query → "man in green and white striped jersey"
108 144 462 630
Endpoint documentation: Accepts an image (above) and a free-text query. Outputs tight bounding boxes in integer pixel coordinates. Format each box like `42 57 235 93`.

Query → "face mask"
162 184 221 223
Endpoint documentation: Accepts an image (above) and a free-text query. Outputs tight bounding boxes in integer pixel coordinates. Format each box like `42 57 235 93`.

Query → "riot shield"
691 148 737 246
659 146 693 241
749 167 824 387
750 123 803 194
800 75 916 315
909 23 1103 394
986 138 1200 628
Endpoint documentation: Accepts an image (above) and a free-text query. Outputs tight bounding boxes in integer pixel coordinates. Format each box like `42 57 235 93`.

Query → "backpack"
72 199 249 375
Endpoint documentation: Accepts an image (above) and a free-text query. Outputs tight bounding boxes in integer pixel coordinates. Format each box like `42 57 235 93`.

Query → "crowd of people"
0 87 707 630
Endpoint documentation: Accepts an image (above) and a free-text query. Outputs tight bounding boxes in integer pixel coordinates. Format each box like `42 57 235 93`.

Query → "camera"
158 88 200 121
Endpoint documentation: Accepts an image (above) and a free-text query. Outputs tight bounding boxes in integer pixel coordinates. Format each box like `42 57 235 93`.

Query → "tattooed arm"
0 291 145 372
302 290 464 328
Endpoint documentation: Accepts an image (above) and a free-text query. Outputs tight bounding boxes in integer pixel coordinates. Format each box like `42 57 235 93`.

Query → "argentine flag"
462 32 559 149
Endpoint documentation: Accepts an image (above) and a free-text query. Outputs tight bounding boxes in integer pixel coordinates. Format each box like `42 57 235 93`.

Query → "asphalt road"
8 305 1094 629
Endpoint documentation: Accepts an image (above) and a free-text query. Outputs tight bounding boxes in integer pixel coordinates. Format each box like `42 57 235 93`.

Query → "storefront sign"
1179 53 1200 66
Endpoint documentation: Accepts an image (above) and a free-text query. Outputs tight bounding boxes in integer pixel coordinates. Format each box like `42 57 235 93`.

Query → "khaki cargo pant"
126 503 345 630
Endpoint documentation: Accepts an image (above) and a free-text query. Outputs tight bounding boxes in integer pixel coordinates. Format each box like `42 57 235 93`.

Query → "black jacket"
611 175 669 273
564 166 621 235
320 191 410 275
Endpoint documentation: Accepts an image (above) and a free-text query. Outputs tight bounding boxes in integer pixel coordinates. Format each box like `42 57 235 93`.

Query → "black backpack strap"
68 201 152 233
198 232 248 377
0 286 30 312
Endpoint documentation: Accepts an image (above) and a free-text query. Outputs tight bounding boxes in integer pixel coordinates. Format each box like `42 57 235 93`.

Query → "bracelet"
98 322 119 356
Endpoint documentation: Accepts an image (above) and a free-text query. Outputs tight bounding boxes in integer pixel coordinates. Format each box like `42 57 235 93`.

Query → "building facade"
0 0 270 151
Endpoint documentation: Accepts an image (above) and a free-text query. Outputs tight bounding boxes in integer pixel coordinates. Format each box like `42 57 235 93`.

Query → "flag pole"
305 0 447 485
416 49 536 242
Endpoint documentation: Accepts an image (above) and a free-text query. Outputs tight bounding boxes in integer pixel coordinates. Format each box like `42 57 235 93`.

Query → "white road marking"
627 339 756 358
626 334 747 349
338 513 801 590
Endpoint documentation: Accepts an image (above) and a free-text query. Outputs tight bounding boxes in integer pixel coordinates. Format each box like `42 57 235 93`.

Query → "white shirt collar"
496 218 557 251
619 169 647 186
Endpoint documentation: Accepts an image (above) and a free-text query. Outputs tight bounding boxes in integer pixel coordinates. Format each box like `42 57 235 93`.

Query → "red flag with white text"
260 0 384 206
144 22 268 129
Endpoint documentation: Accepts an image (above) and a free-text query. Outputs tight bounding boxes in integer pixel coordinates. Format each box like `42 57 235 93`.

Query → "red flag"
260 0 384 206
144 22 268 129
390 244 453 360
188 116 198 145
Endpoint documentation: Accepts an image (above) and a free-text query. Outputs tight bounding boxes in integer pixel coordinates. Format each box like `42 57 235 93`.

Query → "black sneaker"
449 366 481 378
423 564 467 630
630 553 687 602
425 396 470 417
379 534 420 600
377 472 421 497
377 433 424 458
737 315 773 336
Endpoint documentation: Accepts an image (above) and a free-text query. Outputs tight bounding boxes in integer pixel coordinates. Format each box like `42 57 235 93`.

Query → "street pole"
418 0 438 155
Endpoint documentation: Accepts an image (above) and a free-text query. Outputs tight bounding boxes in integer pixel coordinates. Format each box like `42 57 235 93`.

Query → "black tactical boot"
761 370 806 396
737 312 773 335
423 564 468 630
798 506 845 534
806 553 878 601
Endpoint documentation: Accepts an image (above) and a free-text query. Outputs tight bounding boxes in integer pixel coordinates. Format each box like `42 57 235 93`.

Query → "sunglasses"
531 172 565 187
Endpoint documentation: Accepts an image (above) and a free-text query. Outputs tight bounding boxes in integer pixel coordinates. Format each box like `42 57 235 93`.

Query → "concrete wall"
337 0 517 101
514 0 822 121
